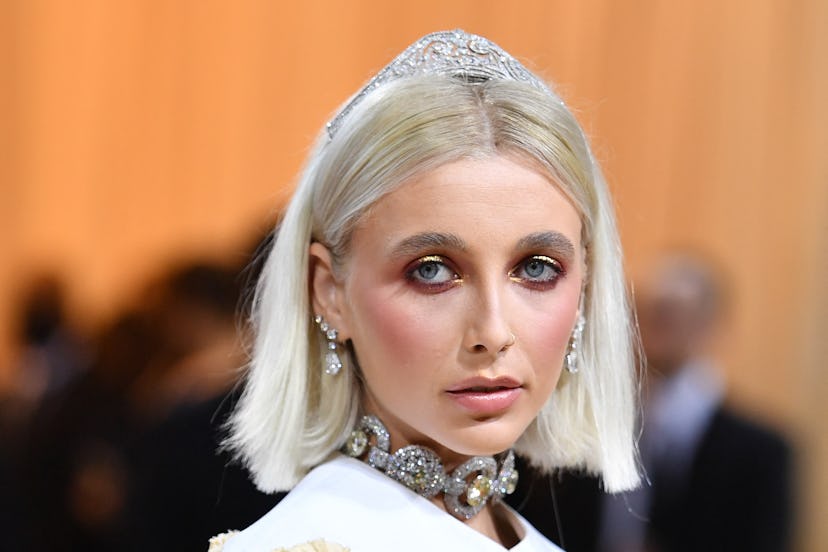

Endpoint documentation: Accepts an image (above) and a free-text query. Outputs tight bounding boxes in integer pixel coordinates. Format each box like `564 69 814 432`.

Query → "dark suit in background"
510 401 793 552
508 252 794 552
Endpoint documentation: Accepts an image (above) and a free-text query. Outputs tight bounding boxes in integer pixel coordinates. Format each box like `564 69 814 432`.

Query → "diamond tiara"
326 29 553 139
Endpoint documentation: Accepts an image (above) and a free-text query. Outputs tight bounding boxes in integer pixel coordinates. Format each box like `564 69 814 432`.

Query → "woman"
211 30 639 551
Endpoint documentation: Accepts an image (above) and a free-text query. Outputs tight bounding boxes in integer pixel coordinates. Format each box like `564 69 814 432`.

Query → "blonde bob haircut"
227 74 640 494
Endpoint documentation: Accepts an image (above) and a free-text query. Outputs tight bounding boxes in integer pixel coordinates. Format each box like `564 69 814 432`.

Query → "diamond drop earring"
565 313 585 374
314 314 343 375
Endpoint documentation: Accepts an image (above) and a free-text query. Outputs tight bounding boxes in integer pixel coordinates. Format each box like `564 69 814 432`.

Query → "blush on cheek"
538 319 573 357
362 297 414 355
526 303 580 365
356 292 448 373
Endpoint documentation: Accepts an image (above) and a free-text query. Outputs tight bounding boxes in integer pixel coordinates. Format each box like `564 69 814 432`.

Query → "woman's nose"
462 283 515 356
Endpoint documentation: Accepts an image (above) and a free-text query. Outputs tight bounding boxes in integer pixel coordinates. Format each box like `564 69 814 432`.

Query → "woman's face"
315 155 584 466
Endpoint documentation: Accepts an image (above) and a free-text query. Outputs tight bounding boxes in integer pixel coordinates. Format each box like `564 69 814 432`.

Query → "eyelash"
404 254 565 292
509 255 565 290
404 256 461 292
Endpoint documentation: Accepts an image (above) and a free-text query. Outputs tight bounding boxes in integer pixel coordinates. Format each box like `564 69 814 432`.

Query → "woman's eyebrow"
516 231 576 259
389 232 467 258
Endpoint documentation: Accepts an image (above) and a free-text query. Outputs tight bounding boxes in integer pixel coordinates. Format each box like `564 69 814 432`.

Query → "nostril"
472 344 487 353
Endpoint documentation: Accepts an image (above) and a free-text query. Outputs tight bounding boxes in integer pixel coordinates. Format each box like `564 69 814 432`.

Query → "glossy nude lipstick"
445 376 522 415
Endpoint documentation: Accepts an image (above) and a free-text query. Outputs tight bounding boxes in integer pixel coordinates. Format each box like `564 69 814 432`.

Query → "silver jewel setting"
326 29 554 139
343 415 518 520
565 312 585 374
314 314 343 375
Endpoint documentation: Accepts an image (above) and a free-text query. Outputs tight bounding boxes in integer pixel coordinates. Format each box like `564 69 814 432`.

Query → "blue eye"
406 256 459 288
512 255 563 287
524 258 548 278
417 262 441 280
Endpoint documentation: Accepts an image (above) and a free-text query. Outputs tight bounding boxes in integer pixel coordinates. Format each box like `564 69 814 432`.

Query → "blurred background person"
3 275 89 423
627 252 793 551
0 274 90 550
19 305 159 550
512 251 794 552
13 241 276 551
126 240 277 551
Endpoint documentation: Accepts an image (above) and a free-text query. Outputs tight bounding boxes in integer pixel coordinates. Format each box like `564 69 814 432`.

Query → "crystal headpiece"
326 29 552 139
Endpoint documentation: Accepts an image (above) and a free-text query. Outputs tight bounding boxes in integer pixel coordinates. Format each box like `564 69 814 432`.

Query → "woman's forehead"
348 155 583 257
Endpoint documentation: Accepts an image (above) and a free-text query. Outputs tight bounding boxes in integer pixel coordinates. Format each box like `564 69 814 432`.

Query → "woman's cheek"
357 291 451 369
544 311 578 351
521 296 580 364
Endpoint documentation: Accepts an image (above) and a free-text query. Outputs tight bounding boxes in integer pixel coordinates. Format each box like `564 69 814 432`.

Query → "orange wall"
2 1 826 548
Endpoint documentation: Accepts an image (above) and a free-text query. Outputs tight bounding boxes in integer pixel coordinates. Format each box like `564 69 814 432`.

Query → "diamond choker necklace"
343 415 519 520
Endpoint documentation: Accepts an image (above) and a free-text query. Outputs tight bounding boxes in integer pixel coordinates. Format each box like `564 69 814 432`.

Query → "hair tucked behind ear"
225 76 639 493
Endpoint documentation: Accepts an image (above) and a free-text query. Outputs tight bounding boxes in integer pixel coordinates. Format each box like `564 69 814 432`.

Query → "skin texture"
310 155 584 543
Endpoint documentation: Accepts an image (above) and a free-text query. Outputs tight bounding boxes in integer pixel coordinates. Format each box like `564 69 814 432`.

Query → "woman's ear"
308 242 351 340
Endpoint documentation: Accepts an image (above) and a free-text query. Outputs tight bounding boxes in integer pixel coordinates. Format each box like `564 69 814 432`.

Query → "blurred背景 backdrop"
2 1 826 550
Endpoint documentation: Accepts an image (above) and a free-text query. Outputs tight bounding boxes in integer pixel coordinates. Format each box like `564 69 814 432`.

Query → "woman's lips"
445 377 522 414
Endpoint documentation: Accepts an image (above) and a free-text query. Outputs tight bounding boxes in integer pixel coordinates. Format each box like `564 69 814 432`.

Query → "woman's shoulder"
208 456 376 552
209 455 565 552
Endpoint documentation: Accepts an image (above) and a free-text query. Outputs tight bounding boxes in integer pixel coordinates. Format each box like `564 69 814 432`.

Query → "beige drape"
2 1 826 548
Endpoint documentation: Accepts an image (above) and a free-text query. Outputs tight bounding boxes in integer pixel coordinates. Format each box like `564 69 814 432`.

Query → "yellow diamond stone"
345 429 368 457
466 475 493 507
504 470 519 494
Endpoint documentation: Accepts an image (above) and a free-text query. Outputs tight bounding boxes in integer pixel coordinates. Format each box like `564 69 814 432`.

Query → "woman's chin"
436 422 528 460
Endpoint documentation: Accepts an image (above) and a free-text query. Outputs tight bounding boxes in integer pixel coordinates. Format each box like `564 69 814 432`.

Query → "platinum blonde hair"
227 75 639 493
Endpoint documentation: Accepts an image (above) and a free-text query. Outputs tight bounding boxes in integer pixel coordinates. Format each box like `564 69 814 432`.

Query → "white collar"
224 455 563 552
